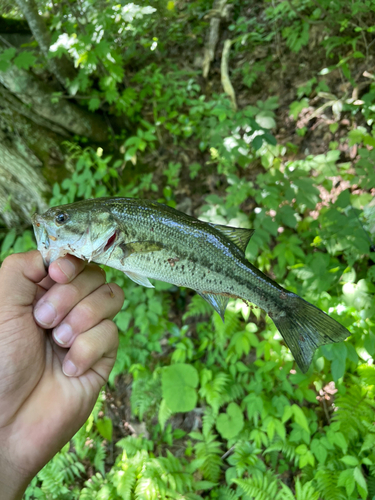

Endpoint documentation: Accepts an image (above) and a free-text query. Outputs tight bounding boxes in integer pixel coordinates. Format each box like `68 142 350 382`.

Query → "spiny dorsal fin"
208 224 255 253
197 292 229 322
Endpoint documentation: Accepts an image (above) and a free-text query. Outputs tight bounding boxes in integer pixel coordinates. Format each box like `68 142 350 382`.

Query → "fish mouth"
32 214 50 250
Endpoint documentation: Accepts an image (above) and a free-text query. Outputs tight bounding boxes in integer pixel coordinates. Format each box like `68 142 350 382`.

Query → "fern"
294 479 319 500
213 310 241 349
216 485 241 500
202 406 217 436
234 472 287 500
131 373 162 420
200 371 230 413
183 294 213 321
368 475 375 500
333 385 375 443
264 439 298 466
113 466 138 500
227 441 264 478
116 435 154 457
315 467 347 500
79 473 118 500
94 442 107 475
32 448 86 499
159 397 173 430
193 431 223 482
159 451 194 493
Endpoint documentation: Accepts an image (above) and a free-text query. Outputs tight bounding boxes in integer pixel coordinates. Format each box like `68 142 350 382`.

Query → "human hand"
0 251 124 499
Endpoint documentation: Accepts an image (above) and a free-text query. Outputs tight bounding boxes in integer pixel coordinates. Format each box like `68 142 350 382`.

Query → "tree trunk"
0 61 109 143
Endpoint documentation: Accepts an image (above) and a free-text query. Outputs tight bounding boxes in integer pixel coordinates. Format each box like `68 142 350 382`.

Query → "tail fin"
272 295 350 373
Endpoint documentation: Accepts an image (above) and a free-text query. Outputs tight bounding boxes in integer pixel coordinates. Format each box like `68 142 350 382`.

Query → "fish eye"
55 212 69 225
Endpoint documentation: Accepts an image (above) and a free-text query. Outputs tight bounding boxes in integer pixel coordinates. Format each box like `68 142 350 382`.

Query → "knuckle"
65 280 81 302
1 253 22 270
102 320 119 346
77 301 96 324
74 335 97 360
87 263 106 282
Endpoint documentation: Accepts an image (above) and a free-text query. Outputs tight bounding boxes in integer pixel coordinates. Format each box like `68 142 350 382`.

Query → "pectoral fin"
125 271 155 288
197 292 229 322
126 241 164 254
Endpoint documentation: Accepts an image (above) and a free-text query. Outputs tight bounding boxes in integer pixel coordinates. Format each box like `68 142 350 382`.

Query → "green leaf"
161 364 199 413
1 228 17 256
292 405 310 434
353 466 368 497
341 455 359 466
0 47 16 71
216 403 244 440
96 416 113 442
13 51 37 70
193 481 217 491
88 98 101 111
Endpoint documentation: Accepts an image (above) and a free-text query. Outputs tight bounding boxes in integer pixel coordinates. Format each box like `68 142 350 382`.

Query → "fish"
31 197 350 373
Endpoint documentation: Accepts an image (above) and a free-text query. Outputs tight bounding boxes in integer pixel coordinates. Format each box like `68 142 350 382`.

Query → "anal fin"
197 292 229 322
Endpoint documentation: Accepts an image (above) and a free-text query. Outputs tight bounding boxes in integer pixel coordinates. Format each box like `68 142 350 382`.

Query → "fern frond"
333 384 375 446
234 472 280 500
315 467 347 500
113 466 138 500
116 436 154 457
131 374 162 420
228 441 263 477
183 294 213 321
213 311 241 347
264 439 298 466
294 478 319 500
216 485 240 500
194 431 223 482
202 406 217 436
159 398 173 430
159 451 194 493
79 473 117 500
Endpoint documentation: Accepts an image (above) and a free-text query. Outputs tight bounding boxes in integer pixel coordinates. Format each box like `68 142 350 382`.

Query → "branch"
14 0 76 89
202 0 228 78
221 39 237 111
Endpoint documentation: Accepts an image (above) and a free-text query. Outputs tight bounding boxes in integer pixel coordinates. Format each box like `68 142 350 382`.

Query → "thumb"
0 251 47 308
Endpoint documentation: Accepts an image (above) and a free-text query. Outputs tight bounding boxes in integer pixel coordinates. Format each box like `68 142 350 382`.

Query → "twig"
221 446 235 460
221 39 237 111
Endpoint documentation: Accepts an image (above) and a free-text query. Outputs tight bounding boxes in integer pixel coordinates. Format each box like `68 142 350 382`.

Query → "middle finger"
33 264 106 329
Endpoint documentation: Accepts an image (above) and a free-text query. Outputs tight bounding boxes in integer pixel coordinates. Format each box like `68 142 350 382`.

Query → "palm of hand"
0 251 123 491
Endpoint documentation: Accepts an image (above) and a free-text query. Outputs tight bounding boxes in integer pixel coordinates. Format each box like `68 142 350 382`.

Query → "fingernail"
34 302 56 326
53 323 73 345
57 259 75 280
63 359 77 377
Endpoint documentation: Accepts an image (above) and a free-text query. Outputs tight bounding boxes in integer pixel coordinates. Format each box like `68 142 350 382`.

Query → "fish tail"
270 294 350 373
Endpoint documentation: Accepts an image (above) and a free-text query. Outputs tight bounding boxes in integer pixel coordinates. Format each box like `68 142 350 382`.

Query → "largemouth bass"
32 197 350 373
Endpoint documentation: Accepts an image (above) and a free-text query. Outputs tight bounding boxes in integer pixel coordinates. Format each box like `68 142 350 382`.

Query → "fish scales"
32 197 350 373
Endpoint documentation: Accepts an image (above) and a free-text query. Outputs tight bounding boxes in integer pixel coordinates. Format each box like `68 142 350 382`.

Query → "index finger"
0 250 47 307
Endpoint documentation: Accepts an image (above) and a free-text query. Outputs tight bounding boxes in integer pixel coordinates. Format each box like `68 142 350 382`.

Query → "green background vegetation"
1 0 375 498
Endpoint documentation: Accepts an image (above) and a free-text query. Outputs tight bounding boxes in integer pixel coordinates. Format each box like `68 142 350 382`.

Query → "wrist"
0 454 30 500
0 478 28 500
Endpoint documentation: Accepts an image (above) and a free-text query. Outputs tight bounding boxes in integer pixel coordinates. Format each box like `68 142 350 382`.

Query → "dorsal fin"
208 224 255 253
197 292 229 322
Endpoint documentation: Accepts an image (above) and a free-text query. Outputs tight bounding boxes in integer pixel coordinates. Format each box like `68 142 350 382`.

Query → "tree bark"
0 62 109 143
14 0 76 88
